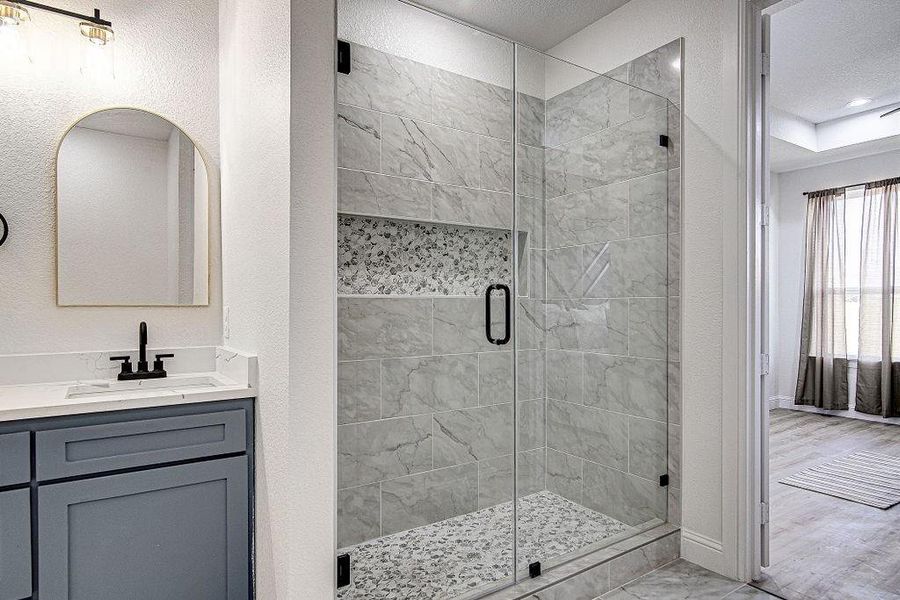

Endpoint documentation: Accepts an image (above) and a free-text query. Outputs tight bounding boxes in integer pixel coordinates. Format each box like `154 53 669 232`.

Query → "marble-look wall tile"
338 216 511 296
433 403 514 468
338 168 432 220
478 454 515 509
668 361 681 426
431 185 511 228
517 145 545 200
667 103 681 168
518 398 546 451
545 299 628 354
546 246 583 299
668 168 681 234
382 354 478 417
338 359 381 425
582 236 667 299
628 40 681 107
434 297 506 354
477 449 545 509
432 68 512 140
545 183 628 248
668 423 681 489
545 75 629 148
628 85 668 121
338 298 432 360
517 348 545 400
668 233 681 296
382 115 481 187
337 104 381 172
582 460 666 526
338 484 381 548
518 195 545 248
607 532 679 589
518 448 546 497
516 299 545 351
544 143 600 200
546 349 583 403
628 417 667 480
668 296 680 362
667 487 681 526
583 354 667 422
546 399 628 470
579 109 668 187
338 415 433 488
381 463 478 536
517 92 545 148
628 297 667 359
337 42 433 122
628 171 668 237
479 136 513 193
527 249 546 300
546 448 583 504
479 351 513 405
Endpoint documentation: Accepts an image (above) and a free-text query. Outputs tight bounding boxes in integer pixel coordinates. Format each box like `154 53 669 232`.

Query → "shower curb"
480 524 680 599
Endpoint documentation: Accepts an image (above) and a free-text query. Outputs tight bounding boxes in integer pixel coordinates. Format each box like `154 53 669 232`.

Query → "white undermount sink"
65 375 227 399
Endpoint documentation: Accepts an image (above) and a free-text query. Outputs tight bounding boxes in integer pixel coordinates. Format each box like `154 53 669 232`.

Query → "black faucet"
110 322 174 381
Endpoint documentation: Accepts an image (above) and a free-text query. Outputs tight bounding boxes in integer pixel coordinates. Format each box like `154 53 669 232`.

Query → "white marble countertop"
0 347 257 422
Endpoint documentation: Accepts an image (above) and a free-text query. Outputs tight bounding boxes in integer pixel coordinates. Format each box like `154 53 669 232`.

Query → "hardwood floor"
757 409 900 600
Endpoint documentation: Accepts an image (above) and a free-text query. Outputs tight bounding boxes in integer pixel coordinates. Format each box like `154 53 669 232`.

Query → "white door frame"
738 0 781 583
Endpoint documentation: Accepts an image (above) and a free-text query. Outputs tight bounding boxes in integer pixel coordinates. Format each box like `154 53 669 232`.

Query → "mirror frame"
54 106 215 307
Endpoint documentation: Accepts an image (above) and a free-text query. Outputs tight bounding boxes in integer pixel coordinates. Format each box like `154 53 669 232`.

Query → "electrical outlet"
224 306 230 340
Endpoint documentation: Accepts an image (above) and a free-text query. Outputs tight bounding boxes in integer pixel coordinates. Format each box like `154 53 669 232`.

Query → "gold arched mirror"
56 108 210 306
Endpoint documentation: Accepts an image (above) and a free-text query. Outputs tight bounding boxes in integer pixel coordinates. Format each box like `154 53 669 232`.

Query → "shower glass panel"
336 2 673 598
336 0 517 597
514 46 671 576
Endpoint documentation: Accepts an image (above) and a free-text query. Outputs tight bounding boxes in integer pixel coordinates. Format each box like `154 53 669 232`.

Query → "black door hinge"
337 40 351 74
659 134 670 148
337 553 351 587
529 561 542 578
659 474 669 487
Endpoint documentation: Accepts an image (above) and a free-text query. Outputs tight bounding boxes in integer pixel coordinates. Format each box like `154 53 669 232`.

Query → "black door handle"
485 283 511 345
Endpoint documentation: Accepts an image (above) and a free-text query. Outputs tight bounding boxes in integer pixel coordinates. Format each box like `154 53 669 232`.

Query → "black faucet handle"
153 353 174 374
110 355 133 375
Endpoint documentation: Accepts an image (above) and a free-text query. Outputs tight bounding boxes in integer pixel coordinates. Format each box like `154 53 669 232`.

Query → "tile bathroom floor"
600 559 780 599
338 490 632 600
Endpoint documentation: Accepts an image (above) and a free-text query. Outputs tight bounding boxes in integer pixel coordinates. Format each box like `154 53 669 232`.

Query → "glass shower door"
514 46 671 575
335 1 518 597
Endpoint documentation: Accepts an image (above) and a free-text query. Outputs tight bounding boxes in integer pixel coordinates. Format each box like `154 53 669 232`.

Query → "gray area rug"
781 450 900 509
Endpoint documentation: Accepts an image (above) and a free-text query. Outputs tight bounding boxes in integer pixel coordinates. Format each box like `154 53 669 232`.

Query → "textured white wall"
0 0 221 353
549 0 742 577
771 149 900 401
220 0 336 596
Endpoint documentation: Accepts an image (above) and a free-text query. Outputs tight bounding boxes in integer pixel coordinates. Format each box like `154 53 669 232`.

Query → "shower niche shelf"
338 213 527 297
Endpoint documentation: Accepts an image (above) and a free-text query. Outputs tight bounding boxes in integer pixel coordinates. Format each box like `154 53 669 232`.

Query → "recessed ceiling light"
846 98 871 108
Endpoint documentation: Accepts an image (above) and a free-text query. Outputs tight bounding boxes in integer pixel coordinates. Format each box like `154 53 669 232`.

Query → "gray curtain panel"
795 188 849 409
856 177 900 417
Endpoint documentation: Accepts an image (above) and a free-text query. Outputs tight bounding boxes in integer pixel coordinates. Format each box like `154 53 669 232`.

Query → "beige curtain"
856 177 900 417
795 188 849 409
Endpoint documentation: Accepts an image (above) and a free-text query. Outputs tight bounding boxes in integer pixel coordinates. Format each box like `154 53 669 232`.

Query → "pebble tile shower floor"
337 491 630 600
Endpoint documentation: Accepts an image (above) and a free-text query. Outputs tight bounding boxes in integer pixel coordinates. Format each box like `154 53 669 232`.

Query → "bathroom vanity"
0 348 256 600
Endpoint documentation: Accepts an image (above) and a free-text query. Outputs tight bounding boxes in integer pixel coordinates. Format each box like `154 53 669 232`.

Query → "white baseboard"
681 528 729 577
768 395 791 410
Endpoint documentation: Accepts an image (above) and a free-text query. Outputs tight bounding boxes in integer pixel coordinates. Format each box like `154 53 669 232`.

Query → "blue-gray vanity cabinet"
0 432 30 487
38 455 249 600
0 489 32 600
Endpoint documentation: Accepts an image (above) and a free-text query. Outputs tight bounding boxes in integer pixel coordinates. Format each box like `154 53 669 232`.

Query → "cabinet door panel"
0 432 30 486
0 489 31 600
39 457 249 600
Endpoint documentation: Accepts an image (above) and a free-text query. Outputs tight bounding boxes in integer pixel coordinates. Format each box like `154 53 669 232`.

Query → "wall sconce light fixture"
0 1 113 74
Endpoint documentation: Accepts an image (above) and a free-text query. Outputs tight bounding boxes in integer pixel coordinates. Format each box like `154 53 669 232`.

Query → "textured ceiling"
410 0 632 50
769 0 900 124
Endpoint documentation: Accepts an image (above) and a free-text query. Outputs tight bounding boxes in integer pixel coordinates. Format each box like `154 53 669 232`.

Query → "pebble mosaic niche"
338 215 512 296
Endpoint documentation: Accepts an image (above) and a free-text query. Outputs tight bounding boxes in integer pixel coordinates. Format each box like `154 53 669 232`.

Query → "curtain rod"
803 176 900 195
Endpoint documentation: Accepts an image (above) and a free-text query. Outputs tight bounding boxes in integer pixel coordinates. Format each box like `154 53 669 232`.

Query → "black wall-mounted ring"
0 212 8 247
